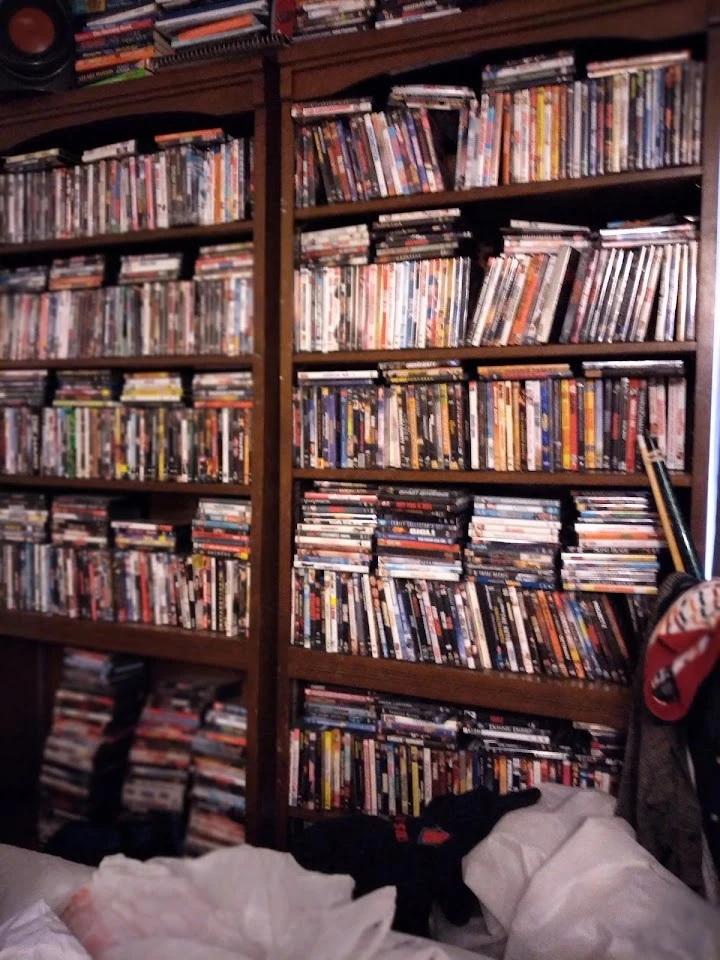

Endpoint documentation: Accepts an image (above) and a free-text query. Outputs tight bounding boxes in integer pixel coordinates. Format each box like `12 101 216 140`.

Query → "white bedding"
0 787 718 960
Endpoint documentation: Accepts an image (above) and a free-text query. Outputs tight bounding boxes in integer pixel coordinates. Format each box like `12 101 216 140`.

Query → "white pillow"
0 845 93 925
462 785 617 937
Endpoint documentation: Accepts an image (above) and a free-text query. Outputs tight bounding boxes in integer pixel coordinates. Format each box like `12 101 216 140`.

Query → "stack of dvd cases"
0 371 46 475
50 496 135 621
122 679 210 818
0 494 49 613
194 244 255 355
112 520 190 626
464 495 562 589
38 648 146 844
185 699 247 854
561 491 665 595
375 486 470 581
190 499 252 636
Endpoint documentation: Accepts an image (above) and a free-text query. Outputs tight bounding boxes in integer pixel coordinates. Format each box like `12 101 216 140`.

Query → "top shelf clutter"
291 48 703 212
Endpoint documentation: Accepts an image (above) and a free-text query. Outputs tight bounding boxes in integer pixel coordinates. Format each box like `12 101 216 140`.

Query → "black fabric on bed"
292 785 541 937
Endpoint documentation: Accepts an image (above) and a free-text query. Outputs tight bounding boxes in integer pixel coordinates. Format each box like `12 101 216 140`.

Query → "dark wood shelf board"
0 476 252 496
294 342 697 366
0 221 253 258
286 648 631 728
0 58 265 154
0 356 255 372
292 468 692 488
280 0 707 99
294 167 702 224
287 807 348 823
0 611 250 669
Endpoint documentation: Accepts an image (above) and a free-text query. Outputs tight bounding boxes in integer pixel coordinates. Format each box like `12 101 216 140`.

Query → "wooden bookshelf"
0 476 253 496
292 469 693 488
0 221 253 258
275 0 720 843
0 612 250 670
0 357 255 372
287 648 631 728
294 342 697 365
293 166 702 224
0 56 279 846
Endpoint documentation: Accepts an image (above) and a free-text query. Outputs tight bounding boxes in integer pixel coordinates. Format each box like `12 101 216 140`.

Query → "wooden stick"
639 429 703 578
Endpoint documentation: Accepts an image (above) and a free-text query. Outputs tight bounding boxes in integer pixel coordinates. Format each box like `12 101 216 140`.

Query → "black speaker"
0 0 73 95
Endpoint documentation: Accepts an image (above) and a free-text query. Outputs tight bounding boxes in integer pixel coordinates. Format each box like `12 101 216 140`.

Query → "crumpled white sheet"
505 817 720 960
60 845 479 960
0 900 90 960
460 785 720 960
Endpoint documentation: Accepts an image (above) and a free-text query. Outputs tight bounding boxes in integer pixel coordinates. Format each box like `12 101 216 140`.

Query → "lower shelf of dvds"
0 610 250 669
285 648 631 729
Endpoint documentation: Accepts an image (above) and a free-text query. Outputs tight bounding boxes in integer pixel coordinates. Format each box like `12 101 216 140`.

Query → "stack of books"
121 372 184 404
192 371 253 404
464 495 561 590
375 0 459 28
153 0 269 60
288 688 625 814
185 699 248 854
194 243 255 355
37 648 146 844
0 494 49 614
0 494 48 544
191 499 252 636
73 0 158 88
561 491 665 595
50 496 126 620
118 252 183 284
122 678 205 818
375 486 470 581
112 520 190 625
49 256 106 291
54 370 115 405
292 0 375 39
0 132 253 244
294 483 378 575
0 370 47 406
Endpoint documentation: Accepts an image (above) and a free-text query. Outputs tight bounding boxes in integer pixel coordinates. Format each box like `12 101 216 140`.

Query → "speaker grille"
0 0 73 79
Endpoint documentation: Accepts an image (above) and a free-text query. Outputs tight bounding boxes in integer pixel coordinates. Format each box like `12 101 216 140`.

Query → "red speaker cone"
8 8 56 54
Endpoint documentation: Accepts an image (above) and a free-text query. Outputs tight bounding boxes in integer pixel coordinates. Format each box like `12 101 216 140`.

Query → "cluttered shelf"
292 468 692 488
0 221 254 258
0 610 250 669
0 476 253 496
293 342 697 366
286 647 631 728
292 167 702 224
